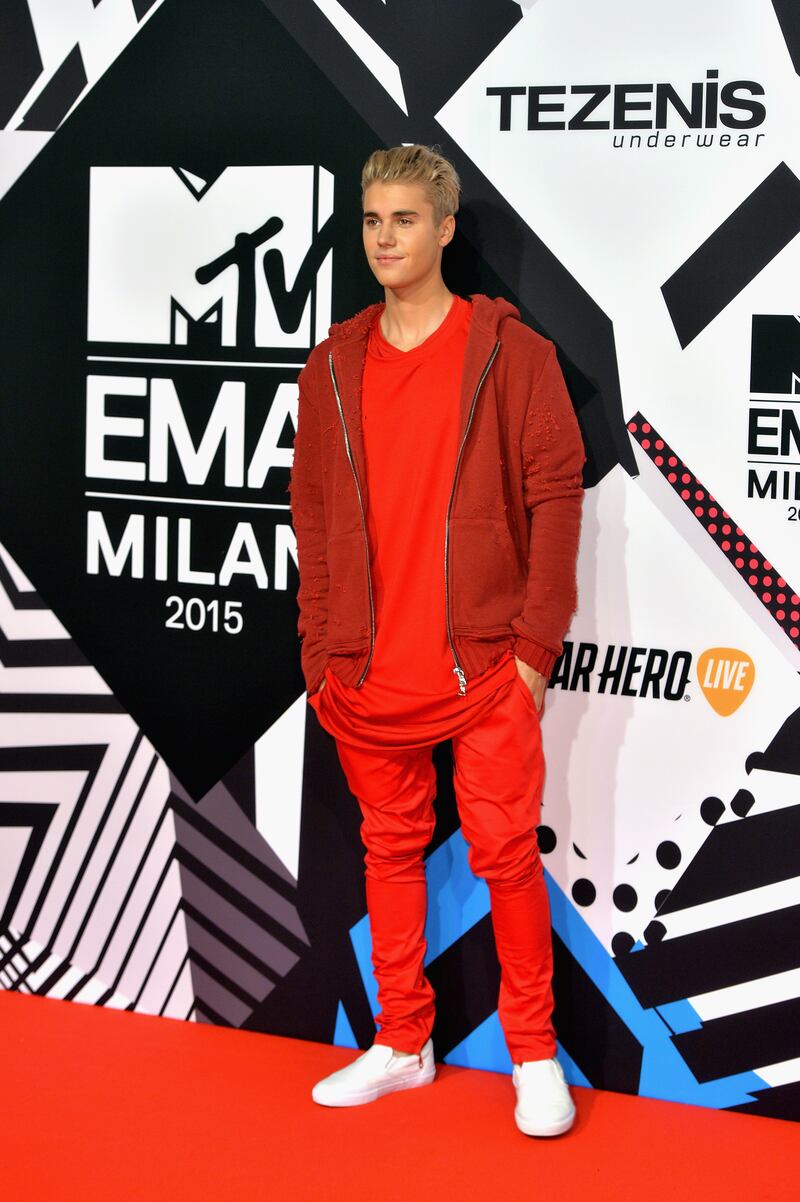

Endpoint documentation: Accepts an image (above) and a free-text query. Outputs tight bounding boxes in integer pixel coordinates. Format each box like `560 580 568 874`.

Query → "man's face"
362 180 453 290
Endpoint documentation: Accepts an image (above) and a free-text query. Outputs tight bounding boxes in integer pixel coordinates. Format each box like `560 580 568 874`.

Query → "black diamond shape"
0 0 382 796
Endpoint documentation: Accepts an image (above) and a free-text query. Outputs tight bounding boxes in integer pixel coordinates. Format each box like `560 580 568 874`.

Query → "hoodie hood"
326 292 521 344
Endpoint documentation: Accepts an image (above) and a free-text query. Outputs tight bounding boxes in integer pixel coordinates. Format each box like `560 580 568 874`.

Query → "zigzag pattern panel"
168 774 311 1027
0 539 310 1024
0 535 190 1016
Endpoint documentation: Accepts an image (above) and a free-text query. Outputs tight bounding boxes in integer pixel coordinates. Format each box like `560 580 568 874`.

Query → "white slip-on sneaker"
512 1056 576 1137
311 1038 436 1107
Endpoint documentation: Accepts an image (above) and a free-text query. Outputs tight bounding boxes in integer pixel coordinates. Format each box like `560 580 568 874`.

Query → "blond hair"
361 144 461 229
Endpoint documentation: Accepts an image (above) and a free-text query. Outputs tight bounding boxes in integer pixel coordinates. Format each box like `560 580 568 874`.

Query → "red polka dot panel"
626 413 800 651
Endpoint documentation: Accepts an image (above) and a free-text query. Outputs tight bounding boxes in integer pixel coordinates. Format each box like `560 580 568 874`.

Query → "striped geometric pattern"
614 729 800 1118
0 539 309 1024
169 773 310 1026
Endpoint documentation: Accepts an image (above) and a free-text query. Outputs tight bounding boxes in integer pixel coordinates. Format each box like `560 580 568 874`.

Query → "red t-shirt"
308 293 518 749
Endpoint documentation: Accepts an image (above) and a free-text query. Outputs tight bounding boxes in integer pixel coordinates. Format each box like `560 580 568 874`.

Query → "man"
288 144 585 1137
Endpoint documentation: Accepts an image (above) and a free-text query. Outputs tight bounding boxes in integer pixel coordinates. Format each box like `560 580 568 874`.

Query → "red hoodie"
288 292 586 698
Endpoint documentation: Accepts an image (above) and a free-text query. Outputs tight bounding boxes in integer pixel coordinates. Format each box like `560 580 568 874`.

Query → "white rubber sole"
312 1065 437 1107
514 1103 576 1137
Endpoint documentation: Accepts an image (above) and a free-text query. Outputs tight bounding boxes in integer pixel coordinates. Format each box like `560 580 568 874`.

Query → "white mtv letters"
87 165 333 348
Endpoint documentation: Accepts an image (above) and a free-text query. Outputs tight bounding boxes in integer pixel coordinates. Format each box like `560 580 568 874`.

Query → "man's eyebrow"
362 209 420 217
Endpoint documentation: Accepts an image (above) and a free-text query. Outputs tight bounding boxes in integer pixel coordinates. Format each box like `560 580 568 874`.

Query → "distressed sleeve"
288 356 329 696
511 342 586 679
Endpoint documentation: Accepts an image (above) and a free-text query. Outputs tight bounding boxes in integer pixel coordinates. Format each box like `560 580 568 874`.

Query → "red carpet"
3 990 797 1201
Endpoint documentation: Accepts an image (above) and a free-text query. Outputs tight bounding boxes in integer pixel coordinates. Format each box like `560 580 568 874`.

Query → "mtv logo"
73 164 340 794
87 165 334 351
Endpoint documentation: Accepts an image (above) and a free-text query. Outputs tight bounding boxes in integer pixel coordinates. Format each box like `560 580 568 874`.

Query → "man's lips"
376 255 402 263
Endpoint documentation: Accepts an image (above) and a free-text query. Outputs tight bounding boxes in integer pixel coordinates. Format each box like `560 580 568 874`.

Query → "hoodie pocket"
450 516 525 630
324 528 371 650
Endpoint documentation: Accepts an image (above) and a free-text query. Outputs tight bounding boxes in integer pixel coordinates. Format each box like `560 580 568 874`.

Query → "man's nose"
377 225 396 245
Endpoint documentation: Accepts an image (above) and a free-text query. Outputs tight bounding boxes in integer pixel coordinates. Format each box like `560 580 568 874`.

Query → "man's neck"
379 282 455 352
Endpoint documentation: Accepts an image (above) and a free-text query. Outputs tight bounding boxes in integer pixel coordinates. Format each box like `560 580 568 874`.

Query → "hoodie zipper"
328 351 374 687
445 339 501 695
328 337 500 694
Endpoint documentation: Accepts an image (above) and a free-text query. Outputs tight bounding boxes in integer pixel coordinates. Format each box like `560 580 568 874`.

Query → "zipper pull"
453 666 467 696
418 1050 423 1069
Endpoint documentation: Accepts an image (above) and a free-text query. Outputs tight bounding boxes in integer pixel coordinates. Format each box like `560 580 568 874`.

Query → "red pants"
333 670 557 1065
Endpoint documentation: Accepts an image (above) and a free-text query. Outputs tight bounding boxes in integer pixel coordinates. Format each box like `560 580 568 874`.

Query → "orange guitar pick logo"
697 648 755 716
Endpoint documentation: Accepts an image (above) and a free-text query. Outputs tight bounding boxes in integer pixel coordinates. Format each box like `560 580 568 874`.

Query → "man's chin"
374 266 408 282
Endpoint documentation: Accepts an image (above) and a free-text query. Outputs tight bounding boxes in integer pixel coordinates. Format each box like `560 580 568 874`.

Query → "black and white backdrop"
1 0 799 1123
